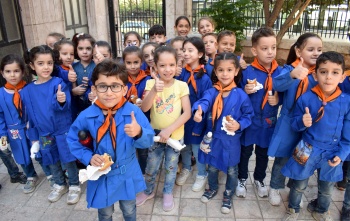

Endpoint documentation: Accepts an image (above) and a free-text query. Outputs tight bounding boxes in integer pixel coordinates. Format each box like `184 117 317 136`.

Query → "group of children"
0 14 350 221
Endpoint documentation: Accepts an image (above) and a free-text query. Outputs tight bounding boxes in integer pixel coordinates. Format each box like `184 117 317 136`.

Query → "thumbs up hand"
124 111 142 137
56 84 66 103
303 107 312 127
239 53 248 69
194 105 203 123
267 91 279 106
68 65 77 83
290 57 309 80
93 45 105 65
151 68 164 92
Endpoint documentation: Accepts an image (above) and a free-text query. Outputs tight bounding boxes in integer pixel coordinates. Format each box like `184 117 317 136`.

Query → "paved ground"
0 155 346 221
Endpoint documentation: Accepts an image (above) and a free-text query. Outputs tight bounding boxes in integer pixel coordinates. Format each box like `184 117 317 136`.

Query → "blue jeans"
288 177 334 213
238 145 268 182
20 162 37 178
208 165 238 197
0 148 21 178
136 148 148 174
343 162 350 210
144 141 180 194
98 200 136 221
35 157 52 176
270 156 289 189
181 143 207 176
49 160 79 186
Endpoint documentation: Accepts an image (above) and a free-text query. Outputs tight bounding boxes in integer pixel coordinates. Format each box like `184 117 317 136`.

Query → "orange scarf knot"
4 80 26 117
126 70 147 101
185 64 205 94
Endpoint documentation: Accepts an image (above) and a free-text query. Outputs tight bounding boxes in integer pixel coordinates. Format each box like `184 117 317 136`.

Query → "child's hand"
176 59 183 77
225 119 240 132
72 85 87 96
82 77 89 87
244 82 256 94
124 111 142 137
194 105 203 123
90 154 104 167
56 84 66 103
239 53 248 69
68 65 77 83
303 107 312 127
157 128 172 143
151 70 164 92
290 57 309 80
267 91 279 106
94 45 105 65
135 99 142 107
88 91 97 102
328 156 341 167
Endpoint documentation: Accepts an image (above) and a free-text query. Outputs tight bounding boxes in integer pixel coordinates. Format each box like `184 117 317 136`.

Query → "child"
169 36 186 76
193 52 254 214
202 33 218 77
21 45 81 204
165 16 191 44
93 41 112 65
236 27 282 198
175 37 212 192
124 31 142 48
141 42 159 75
198 17 215 36
149 24 167 44
281 51 350 220
267 33 323 206
136 46 191 211
67 59 154 221
46 32 65 49
53 39 77 85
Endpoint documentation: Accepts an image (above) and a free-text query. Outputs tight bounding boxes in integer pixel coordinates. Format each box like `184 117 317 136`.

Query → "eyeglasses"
95 84 124 93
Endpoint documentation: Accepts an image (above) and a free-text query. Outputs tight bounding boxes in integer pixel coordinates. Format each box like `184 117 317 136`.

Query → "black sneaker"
221 190 232 214
336 177 347 191
10 172 27 184
307 199 318 213
201 189 218 203
342 207 350 221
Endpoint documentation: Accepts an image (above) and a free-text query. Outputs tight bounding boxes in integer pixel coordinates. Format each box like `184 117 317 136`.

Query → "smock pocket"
292 140 313 166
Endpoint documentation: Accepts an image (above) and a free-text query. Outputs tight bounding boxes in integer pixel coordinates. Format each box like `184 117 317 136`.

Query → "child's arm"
141 74 164 112
273 65 297 92
0 104 7 138
239 53 248 69
291 96 312 131
331 106 350 164
193 89 216 122
231 95 254 132
53 81 71 110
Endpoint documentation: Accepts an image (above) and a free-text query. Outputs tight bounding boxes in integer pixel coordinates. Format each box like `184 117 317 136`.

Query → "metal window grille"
63 0 89 39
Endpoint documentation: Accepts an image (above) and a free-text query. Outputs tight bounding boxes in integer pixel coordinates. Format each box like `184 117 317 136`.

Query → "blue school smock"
281 91 350 182
192 87 254 173
205 59 214 78
177 69 212 144
20 77 75 165
140 61 148 71
0 88 31 166
240 65 283 148
340 76 350 94
267 65 317 157
67 102 154 209
126 75 152 100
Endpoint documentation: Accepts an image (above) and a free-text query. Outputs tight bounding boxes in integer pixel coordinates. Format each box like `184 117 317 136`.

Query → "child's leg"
21 162 39 194
342 167 350 219
226 165 239 195
238 145 254 180
98 204 114 221
201 165 219 203
192 144 207 177
136 148 148 174
287 178 309 213
254 145 269 182
20 162 37 178
119 199 136 221
269 156 289 205
144 143 165 194
64 161 79 186
48 161 67 186
0 148 26 183
163 145 180 194
176 144 192 185
314 180 334 213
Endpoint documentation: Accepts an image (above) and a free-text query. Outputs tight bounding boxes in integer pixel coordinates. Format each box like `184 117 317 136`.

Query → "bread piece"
130 95 138 104
247 78 257 86
99 153 113 171
225 115 234 122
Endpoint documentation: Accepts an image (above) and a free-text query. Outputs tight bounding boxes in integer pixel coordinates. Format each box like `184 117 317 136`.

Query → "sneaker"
254 180 268 198
312 211 333 221
48 184 68 202
221 190 232 214
282 208 299 221
67 185 81 205
268 188 281 206
10 172 27 184
176 168 191 186
23 177 38 194
192 175 207 192
201 189 218 203
236 178 247 198
47 175 55 188
163 193 175 211
307 199 318 213
136 192 155 206
341 207 350 221
336 177 347 191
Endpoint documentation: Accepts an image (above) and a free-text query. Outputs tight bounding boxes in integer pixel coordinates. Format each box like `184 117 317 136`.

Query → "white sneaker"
235 179 247 198
48 184 68 202
282 208 299 221
192 175 206 192
23 176 38 194
268 188 281 206
67 185 81 205
254 180 268 198
176 168 191 186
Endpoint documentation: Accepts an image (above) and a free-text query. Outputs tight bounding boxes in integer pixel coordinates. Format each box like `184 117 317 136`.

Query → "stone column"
86 0 110 42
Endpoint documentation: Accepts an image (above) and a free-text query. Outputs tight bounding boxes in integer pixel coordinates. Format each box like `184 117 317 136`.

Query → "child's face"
91 75 127 108
203 35 217 56
124 35 140 47
46 36 58 49
93 46 111 63
171 41 184 60
30 54 54 81
174 19 190 37
198 20 214 35
315 61 344 97
217 35 236 53
150 34 166 44
124 53 142 77
77 39 93 63
183 42 203 68
296 37 322 68
251 36 277 67
214 60 239 87
1 62 23 86
155 52 177 82
59 44 74 67
143 45 156 68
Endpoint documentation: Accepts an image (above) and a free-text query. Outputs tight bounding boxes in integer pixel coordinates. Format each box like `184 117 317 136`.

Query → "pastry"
225 115 234 122
99 153 113 171
130 95 138 104
247 78 257 86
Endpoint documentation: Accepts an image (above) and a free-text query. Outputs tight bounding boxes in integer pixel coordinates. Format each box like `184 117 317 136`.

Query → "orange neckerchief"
185 64 204 94
61 65 69 71
210 53 218 65
144 66 151 76
94 98 126 150
126 70 147 100
291 58 316 101
212 80 237 126
251 58 279 110
311 85 342 122
4 80 26 117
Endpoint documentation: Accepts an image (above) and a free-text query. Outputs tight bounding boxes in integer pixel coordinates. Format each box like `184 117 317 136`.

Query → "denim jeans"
208 165 238 197
238 145 268 182
136 148 148 174
0 148 21 178
144 141 180 194
270 156 289 189
49 160 79 186
98 200 136 221
20 162 37 178
288 177 334 213
35 157 52 176
343 162 350 210
181 143 207 176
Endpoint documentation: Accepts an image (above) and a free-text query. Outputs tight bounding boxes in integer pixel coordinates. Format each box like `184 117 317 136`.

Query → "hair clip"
77 33 84 38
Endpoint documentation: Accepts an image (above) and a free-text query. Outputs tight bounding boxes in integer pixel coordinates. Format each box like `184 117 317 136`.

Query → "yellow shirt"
145 79 189 140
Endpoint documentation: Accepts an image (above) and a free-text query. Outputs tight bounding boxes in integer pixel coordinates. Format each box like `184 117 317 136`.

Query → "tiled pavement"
0 155 346 221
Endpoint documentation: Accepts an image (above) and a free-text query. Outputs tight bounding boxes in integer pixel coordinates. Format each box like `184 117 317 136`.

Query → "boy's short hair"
169 36 186 47
91 59 128 85
202 33 217 40
148 24 166 36
251 27 276 46
316 51 345 73
47 32 65 41
217 30 235 43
